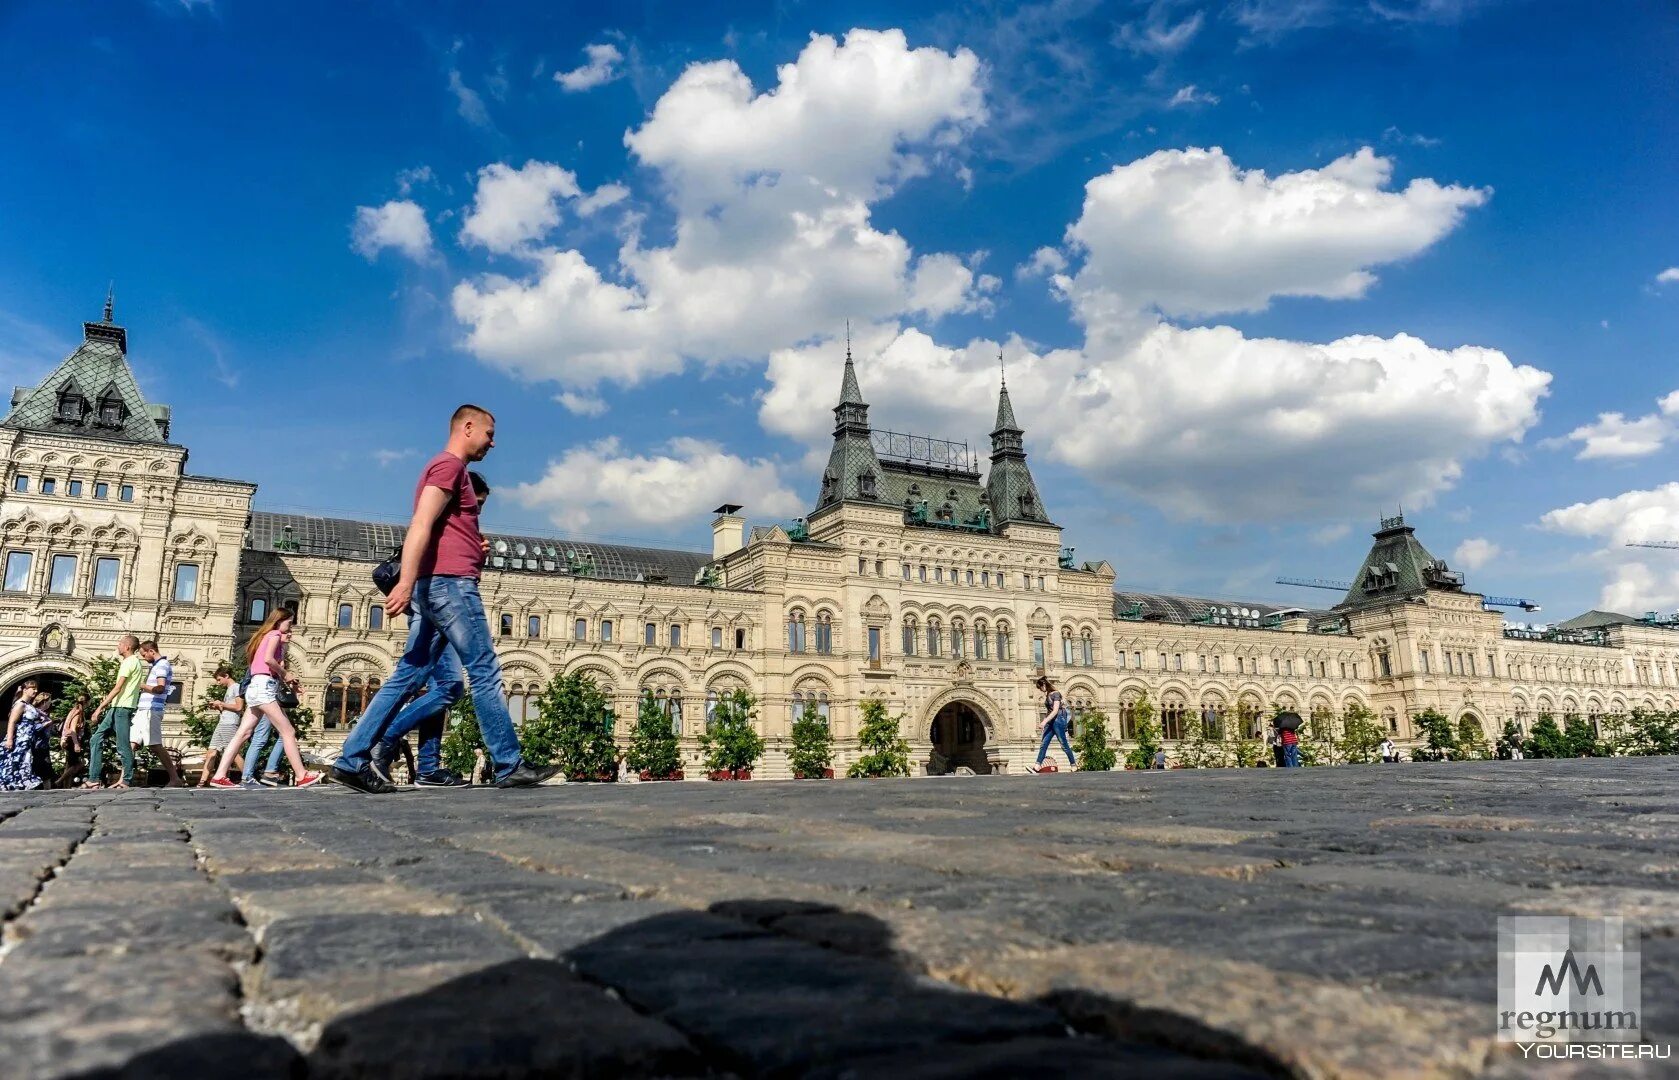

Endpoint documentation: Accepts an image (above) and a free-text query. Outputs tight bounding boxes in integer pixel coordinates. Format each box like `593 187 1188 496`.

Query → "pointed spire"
103 283 114 324
838 325 864 407
993 358 1019 433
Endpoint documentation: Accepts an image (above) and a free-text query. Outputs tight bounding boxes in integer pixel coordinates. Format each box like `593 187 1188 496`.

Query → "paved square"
2 759 1673 1078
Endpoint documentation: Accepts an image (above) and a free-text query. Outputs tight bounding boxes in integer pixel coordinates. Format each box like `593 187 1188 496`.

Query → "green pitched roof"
3 309 170 444
1336 515 1462 609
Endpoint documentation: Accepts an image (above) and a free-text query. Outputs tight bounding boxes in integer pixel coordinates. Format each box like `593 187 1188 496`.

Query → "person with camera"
209 605 321 788
332 404 554 793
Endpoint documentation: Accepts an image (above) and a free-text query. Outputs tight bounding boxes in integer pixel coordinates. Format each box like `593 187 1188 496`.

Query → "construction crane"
1275 576 1540 612
1626 541 1679 550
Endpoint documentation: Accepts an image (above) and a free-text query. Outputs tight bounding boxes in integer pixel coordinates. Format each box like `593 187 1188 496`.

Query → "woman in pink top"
210 606 321 788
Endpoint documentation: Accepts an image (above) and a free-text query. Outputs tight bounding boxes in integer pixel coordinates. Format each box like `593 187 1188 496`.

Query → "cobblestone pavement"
1 758 1674 1079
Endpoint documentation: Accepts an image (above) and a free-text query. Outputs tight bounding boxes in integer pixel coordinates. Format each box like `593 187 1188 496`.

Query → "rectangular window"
966 569 974 586
11 476 26 493
1379 653 1392 678
645 622 657 645
735 628 746 650
1063 637 1074 664
94 482 108 499
528 615 541 638
1199 654 1207 672
93 557 119 598
1273 658 1281 675
919 565 927 582
1340 661 1348 679
670 625 681 648
1488 652 1497 676
1467 655 1476 676
68 480 83 497
858 556 867 574
981 571 989 587
119 484 134 502
338 603 353 628
1032 637 1046 668
1116 650 1126 669
574 618 587 641
1133 651 1141 669
1420 651 1430 674
370 607 385 630
1443 652 1453 675
1174 653 1183 671
601 619 613 643
49 554 77 595
998 632 1011 660
934 567 943 582
4 551 32 591
1285 658 1293 676
172 563 199 603
1023 573 1031 590
40 478 55 495
902 624 917 656
874 560 882 576
1037 575 1045 590
711 626 723 649
902 564 911 581
1212 655 1221 673
1082 638 1094 667
868 626 881 661
166 681 184 706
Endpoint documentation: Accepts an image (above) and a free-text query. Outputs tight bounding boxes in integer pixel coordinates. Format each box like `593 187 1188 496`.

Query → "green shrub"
700 689 765 774
627 691 683 778
531 671 616 777
1124 692 1161 770
789 702 834 777
847 698 911 778
1070 708 1117 771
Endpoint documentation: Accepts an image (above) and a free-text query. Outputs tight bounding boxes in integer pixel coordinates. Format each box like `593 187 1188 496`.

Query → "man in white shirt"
1379 737 1397 764
133 640 182 787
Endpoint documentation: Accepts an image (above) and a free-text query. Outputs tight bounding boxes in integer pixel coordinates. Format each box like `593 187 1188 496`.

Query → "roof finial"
845 319 852 360
998 349 1006 388
103 283 114 324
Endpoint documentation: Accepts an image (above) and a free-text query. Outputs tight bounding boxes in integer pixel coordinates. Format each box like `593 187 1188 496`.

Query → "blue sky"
2 0 1676 620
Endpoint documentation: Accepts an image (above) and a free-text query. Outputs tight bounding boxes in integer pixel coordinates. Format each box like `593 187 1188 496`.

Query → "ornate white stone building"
5 307 1678 775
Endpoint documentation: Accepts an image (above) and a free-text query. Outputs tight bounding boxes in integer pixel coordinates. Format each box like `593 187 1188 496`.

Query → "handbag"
275 681 301 711
372 546 401 595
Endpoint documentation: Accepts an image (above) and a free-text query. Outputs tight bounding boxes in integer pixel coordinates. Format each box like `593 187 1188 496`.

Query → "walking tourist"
1268 725 1284 767
1153 748 1168 769
85 634 144 788
1 686 52 790
133 641 182 787
1281 724 1302 768
238 689 292 787
1027 675 1076 772
197 664 246 787
210 606 321 788
1379 736 1397 764
56 692 88 788
332 405 554 793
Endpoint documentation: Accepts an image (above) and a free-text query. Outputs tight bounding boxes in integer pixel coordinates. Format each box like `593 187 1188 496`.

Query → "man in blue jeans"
332 404 554 793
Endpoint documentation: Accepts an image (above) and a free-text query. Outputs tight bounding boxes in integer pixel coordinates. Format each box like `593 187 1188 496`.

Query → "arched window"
337 603 353 629
815 611 833 655
324 676 344 729
950 619 966 659
324 673 381 730
1160 696 1186 741
974 620 989 660
1118 694 1138 740
788 609 806 653
1200 699 1224 740
506 683 528 727
1081 631 1094 667
927 617 943 658
902 617 918 656
247 596 267 623
1239 697 1263 739
1062 631 1074 665
646 680 684 735
997 624 1012 661
368 606 384 631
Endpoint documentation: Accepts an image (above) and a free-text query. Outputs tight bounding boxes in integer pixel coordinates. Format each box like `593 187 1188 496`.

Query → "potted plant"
627 690 684 780
789 701 835 779
700 689 764 780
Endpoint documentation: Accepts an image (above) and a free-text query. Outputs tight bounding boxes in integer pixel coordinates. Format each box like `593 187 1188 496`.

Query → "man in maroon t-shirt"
332 404 556 792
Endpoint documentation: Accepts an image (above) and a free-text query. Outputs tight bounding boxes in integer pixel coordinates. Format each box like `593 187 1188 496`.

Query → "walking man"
134 640 182 787
332 404 555 793
85 634 144 788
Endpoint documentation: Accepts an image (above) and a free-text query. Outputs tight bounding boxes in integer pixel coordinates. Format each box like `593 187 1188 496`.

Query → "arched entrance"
928 701 992 775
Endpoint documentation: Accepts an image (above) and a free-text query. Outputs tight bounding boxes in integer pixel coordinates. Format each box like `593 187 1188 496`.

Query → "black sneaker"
330 765 397 794
415 768 468 787
494 762 560 788
368 743 395 785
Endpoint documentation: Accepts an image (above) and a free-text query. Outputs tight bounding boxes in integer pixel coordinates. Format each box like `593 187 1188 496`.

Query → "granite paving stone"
0 758 1673 1077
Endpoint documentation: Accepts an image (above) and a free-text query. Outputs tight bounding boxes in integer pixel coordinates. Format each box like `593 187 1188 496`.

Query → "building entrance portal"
928 701 991 775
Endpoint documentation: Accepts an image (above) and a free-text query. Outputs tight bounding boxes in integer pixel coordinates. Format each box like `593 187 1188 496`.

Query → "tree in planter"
1337 702 1384 764
1620 710 1679 756
1455 718 1492 761
1299 709 1339 767
439 697 484 777
788 701 834 778
1496 721 1525 760
1231 736 1266 768
847 697 911 778
1070 708 1117 771
1524 714 1567 758
1561 715 1600 758
1412 709 1457 762
628 691 683 779
1124 692 1162 770
1175 708 1225 768
532 671 616 778
701 689 765 776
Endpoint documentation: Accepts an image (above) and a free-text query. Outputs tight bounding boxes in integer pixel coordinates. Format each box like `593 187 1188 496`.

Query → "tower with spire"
812 330 884 512
3 291 171 442
984 360 1051 527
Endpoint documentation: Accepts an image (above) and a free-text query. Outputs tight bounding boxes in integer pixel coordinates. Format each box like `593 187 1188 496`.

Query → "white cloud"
1311 522 1351 544
1167 85 1219 108
1656 267 1679 285
396 165 435 196
374 448 417 468
556 391 608 417
1452 537 1501 571
459 161 582 255
1016 246 1067 280
555 42 624 92
1542 483 1679 612
448 69 491 129
453 29 988 389
575 183 629 217
1555 389 1679 460
511 436 803 533
1056 146 1490 319
1116 6 1204 55
351 200 434 262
